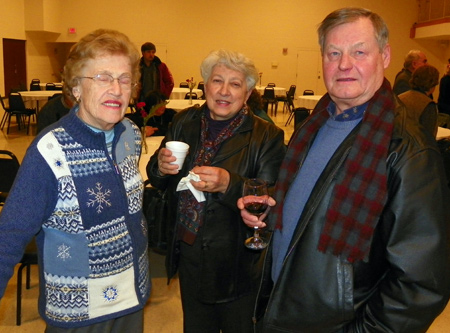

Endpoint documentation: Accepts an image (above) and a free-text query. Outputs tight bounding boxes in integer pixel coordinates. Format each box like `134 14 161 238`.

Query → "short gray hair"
200 49 259 91
403 50 424 70
317 7 389 54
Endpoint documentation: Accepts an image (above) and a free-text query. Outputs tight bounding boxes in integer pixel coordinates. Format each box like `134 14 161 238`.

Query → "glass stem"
253 226 260 238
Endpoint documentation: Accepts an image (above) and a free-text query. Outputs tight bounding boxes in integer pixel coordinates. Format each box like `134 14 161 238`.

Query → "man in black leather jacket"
239 8 450 332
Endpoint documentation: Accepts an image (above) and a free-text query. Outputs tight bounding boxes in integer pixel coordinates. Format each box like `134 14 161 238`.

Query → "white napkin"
176 171 206 202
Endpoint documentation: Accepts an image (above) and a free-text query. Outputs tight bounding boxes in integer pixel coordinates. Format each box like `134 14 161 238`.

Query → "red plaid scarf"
177 107 248 244
273 79 395 262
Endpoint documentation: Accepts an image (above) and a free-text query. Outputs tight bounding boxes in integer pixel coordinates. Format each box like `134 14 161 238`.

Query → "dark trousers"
178 240 256 333
45 309 144 333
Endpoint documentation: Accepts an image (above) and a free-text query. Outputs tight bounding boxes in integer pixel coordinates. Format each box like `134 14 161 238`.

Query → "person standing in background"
139 42 174 101
438 59 450 115
393 49 428 95
239 7 450 332
398 64 440 137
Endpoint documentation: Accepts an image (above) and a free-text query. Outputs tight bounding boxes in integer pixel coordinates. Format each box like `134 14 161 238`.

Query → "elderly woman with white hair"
147 49 286 332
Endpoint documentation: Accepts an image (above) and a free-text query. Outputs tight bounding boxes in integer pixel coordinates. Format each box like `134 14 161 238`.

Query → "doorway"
296 49 326 96
3 38 27 95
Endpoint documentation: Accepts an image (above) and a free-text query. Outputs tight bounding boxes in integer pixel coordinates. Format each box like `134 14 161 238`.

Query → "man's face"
142 50 156 62
412 52 427 71
322 17 391 114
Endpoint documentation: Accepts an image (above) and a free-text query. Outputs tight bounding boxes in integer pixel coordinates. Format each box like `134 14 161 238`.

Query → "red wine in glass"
244 202 268 217
243 178 269 250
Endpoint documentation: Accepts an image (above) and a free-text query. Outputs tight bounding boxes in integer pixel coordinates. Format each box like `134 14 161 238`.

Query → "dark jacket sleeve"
351 139 450 332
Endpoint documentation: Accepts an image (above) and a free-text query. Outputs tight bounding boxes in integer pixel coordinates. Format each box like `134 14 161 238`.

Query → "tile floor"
0 106 449 332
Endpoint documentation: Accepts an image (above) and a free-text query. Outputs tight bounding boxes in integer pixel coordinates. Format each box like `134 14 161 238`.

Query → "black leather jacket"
256 98 450 332
147 105 286 303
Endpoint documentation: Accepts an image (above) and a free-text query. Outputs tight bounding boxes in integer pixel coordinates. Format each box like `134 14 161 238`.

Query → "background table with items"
170 88 203 100
166 99 205 112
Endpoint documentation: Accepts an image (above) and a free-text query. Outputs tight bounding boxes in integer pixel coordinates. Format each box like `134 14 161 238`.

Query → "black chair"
16 238 38 326
45 83 57 91
197 81 205 99
267 83 276 87
185 92 198 100
179 82 189 88
303 89 314 96
8 92 37 135
285 93 309 127
0 149 20 197
29 79 40 91
262 87 278 116
0 150 39 326
0 94 11 130
277 85 296 112
1 93 32 134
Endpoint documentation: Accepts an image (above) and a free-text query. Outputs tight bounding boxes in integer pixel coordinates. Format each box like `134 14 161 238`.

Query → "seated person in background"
36 90 74 133
126 90 175 137
247 89 275 124
143 90 176 136
398 65 439 137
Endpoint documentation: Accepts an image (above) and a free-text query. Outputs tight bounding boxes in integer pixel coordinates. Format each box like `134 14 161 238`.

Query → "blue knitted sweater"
0 108 151 328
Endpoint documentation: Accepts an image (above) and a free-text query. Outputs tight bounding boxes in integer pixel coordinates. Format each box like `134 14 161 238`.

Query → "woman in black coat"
146 49 286 333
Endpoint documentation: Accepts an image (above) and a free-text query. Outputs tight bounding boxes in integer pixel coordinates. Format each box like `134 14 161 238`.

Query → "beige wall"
1 0 449 97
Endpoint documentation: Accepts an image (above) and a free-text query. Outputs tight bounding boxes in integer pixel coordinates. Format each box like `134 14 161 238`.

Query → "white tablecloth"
170 88 203 100
139 136 164 180
255 85 286 97
166 99 205 111
19 91 59 101
297 95 323 110
19 91 60 111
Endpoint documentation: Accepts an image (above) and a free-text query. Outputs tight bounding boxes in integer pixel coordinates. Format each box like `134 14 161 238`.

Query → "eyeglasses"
79 74 137 90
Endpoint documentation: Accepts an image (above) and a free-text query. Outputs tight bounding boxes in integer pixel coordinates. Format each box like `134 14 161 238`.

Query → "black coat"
147 105 286 303
256 97 450 332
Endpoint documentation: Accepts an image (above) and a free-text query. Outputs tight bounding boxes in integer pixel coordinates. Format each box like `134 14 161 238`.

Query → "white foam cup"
166 141 189 170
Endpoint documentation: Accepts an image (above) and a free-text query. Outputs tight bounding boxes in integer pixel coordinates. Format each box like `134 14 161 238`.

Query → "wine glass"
242 178 269 250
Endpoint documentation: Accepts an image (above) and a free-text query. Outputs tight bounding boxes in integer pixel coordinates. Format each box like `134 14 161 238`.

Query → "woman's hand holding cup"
158 141 190 175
